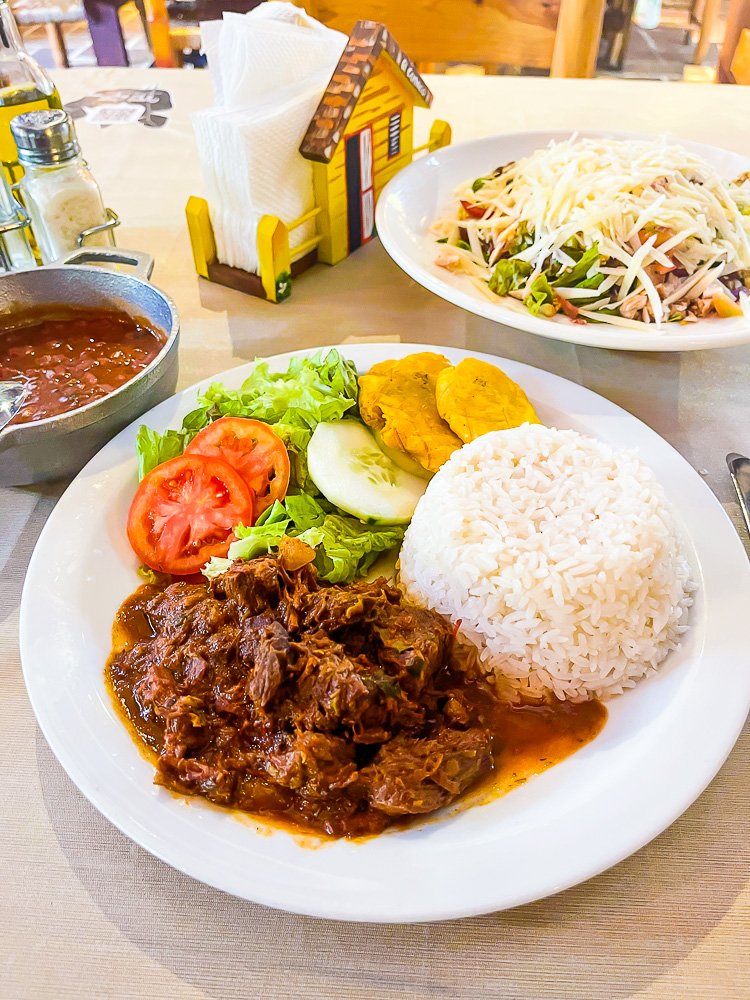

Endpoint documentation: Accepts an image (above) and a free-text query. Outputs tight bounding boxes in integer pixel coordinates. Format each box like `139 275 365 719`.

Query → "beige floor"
16 0 734 80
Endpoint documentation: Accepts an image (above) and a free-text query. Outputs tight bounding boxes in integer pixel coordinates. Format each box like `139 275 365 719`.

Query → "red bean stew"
0 306 166 425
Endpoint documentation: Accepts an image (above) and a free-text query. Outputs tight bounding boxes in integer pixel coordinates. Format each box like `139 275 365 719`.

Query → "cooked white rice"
399 424 693 702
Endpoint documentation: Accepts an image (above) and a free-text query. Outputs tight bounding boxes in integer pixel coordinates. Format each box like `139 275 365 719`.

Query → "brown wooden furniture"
142 0 262 67
718 0 750 80
598 0 635 72
729 25 750 81
692 0 722 63
308 0 606 77
11 0 85 67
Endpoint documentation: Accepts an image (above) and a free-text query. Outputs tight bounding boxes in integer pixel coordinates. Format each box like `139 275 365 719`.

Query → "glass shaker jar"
11 108 115 263
0 166 34 270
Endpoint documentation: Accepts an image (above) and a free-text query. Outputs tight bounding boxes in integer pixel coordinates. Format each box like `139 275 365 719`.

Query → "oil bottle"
0 0 62 184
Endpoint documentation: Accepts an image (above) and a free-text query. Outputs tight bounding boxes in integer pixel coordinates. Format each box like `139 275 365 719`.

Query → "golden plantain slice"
358 352 462 473
435 358 540 443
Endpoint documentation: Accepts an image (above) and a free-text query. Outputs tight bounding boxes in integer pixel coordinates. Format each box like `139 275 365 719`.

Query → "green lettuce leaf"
202 492 403 585
307 514 403 584
284 491 327 530
488 259 532 296
134 349 358 485
524 274 558 316
551 243 602 288
136 425 187 479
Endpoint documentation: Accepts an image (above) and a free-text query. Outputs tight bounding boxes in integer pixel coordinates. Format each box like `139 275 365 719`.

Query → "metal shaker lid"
10 109 80 165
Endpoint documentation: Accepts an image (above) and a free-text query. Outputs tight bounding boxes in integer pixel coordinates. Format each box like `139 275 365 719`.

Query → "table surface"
3 68 750 1000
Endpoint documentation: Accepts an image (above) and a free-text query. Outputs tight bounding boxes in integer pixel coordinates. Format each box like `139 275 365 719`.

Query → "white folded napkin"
193 4 346 275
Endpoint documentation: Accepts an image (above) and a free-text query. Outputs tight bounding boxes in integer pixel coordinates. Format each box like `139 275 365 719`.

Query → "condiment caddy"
11 110 118 265
0 0 118 273
0 109 119 273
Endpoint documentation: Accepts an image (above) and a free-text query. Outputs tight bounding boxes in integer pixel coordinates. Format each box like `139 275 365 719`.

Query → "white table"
2 68 750 999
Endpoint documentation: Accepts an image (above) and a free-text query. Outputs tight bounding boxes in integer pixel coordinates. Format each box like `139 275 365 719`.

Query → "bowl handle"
52 247 155 281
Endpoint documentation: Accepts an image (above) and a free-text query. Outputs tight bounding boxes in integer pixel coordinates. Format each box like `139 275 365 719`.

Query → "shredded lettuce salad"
135 350 403 584
203 494 403 585
433 137 750 326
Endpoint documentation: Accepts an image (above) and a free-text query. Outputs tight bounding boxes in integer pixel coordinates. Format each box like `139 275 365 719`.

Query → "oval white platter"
20 344 750 922
376 130 750 352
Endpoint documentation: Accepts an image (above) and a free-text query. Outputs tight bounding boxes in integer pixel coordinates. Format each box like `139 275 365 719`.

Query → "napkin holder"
186 19 451 303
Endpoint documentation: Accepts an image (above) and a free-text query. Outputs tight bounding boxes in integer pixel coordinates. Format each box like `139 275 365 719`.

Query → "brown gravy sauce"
107 585 607 839
0 306 165 424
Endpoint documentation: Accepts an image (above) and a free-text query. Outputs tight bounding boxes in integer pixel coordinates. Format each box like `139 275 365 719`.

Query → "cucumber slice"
307 421 427 525
372 428 433 481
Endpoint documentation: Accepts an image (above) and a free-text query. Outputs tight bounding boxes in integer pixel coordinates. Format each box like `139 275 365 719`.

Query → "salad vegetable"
129 350 406 584
184 416 290 519
433 137 750 326
136 349 359 484
306 421 426 525
203 492 404 584
127 454 256 575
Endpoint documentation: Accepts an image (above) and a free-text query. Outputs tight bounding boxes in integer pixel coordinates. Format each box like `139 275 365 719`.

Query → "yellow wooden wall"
312 64 416 265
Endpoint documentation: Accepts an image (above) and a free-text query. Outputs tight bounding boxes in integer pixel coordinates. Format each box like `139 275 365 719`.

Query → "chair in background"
718 0 750 79
729 26 750 80
691 0 722 63
141 0 262 67
11 0 86 67
306 0 606 77
598 0 635 72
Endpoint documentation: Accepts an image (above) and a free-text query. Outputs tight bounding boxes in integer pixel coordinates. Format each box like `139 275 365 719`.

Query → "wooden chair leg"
551 0 607 77
45 22 70 68
142 0 178 67
83 0 130 67
694 0 721 62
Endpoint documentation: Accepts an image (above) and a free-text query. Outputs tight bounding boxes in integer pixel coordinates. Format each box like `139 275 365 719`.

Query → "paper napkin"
193 4 346 275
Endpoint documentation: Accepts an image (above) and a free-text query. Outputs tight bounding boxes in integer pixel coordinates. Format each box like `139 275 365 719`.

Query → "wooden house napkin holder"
186 19 451 303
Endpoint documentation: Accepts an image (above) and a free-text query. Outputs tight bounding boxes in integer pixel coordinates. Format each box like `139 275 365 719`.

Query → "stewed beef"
108 553 498 837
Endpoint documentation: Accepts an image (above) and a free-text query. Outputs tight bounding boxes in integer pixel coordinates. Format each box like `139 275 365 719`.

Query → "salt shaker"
10 109 116 263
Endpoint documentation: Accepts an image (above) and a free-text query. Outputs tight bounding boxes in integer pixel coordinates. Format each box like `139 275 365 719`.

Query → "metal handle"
53 246 154 281
0 203 32 273
727 452 750 541
0 203 30 236
76 207 121 248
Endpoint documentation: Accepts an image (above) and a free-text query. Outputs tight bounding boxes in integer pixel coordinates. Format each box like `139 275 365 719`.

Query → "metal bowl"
0 248 180 486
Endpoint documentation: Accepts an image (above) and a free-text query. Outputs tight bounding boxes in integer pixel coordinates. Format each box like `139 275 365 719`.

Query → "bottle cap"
10 109 80 165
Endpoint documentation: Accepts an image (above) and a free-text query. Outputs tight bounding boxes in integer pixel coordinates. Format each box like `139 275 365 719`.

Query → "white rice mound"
399 424 694 702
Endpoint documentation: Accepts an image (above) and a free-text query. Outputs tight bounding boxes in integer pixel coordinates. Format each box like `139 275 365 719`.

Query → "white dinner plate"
20 344 750 922
376 130 750 352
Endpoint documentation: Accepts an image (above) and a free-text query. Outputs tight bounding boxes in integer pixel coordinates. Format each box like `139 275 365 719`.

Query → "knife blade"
726 452 750 539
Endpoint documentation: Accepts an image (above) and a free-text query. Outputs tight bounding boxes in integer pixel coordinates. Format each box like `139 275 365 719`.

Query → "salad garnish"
433 137 750 326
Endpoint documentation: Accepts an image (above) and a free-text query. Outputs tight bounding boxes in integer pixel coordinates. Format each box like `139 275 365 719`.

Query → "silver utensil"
0 377 30 431
726 453 750 538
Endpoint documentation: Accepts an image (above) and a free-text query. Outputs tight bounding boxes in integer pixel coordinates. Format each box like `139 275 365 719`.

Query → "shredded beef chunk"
108 556 498 837
362 730 493 816
240 615 291 710
301 577 400 632
371 603 451 696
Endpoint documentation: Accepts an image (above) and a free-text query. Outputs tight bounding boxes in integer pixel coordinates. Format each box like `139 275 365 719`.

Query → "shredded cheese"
433 136 750 325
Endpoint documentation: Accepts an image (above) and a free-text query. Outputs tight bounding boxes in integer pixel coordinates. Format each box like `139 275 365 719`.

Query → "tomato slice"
185 416 290 518
460 199 487 219
127 454 255 575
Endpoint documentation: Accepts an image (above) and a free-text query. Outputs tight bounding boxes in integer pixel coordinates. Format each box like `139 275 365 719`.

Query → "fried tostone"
358 353 462 473
435 357 540 443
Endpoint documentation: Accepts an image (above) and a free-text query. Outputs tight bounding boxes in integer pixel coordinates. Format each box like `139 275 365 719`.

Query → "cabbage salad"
433 137 750 327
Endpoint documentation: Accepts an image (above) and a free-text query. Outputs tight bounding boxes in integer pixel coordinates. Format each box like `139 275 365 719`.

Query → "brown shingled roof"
299 20 432 165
